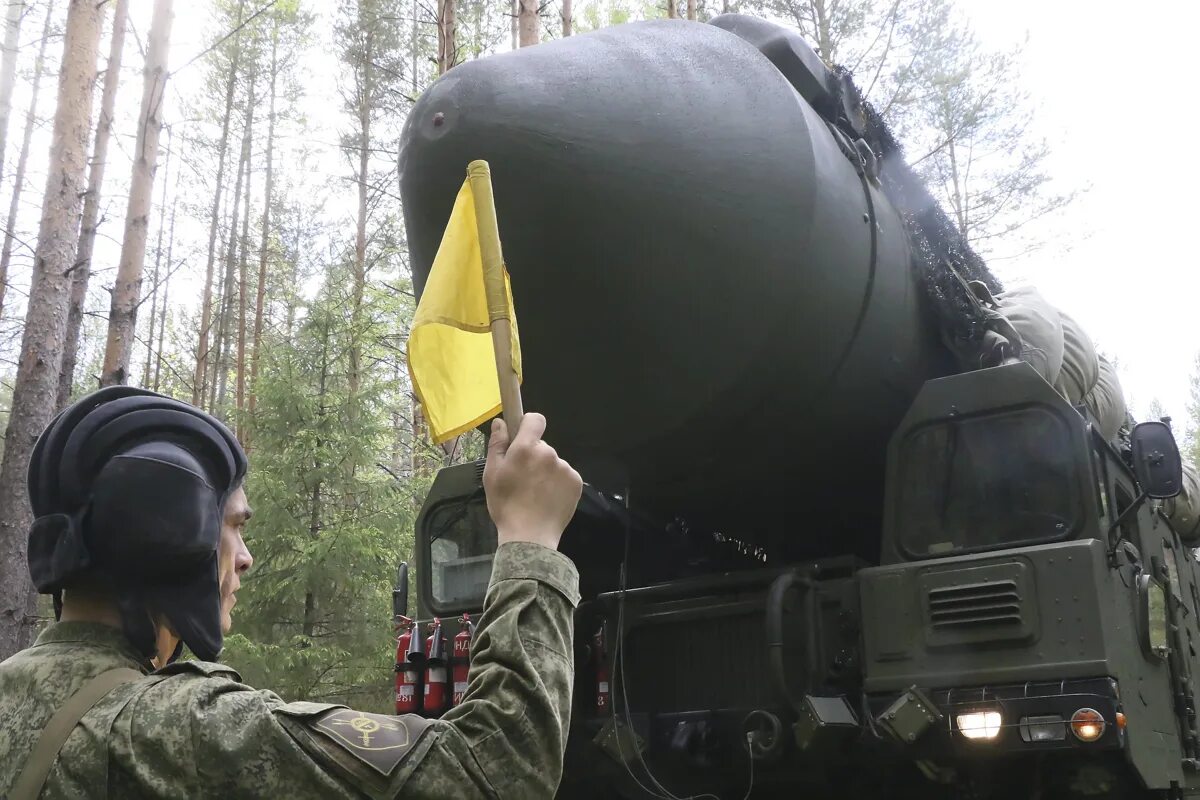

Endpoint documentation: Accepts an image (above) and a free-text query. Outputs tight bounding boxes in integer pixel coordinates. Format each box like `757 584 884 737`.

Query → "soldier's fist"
483 413 583 551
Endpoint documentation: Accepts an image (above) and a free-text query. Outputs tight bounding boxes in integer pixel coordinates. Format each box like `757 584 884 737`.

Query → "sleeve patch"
307 708 432 776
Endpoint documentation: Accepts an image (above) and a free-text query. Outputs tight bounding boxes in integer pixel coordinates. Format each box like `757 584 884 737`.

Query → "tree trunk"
0 0 25 189
947 136 967 239
248 14 278 441
303 309 331 649
59 0 128 408
410 0 418 91
207 179 235 410
213 70 254 417
518 0 537 46
0 0 53 323
349 29 369 404
437 0 455 74
100 0 174 387
510 0 517 50
193 0 245 406
285 206 299 337
234 113 252 440
813 0 833 62
723 0 730 13
142 126 171 387
152 187 176 393
0 0 106 661
562 0 571 37
687 0 696 20
666 0 676 18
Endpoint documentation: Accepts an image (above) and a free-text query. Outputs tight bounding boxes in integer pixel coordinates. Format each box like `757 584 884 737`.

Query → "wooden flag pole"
467 160 524 438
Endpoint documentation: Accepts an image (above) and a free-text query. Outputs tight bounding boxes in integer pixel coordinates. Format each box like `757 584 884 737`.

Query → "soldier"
0 386 583 799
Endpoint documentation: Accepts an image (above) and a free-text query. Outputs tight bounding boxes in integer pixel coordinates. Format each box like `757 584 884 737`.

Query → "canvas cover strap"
8 667 142 800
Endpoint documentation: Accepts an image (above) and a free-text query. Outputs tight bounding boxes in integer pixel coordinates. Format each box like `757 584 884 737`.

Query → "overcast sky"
958 0 1200 426
10 0 1197 427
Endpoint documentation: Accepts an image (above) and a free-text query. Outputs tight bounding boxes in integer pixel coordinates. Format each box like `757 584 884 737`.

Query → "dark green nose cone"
399 19 949 554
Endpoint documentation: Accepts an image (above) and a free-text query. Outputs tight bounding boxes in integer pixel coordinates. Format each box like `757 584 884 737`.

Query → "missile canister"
398 18 956 555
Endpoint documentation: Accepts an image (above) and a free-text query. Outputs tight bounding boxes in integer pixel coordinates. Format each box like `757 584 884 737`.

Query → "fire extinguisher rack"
394 614 476 719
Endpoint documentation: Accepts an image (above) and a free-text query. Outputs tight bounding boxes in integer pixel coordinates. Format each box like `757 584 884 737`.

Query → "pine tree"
142 127 172 387
223 260 412 710
0 0 26 188
741 0 1075 258
896 7 1073 258
194 0 247 406
518 0 537 44
0 0 107 660
59 0 127 407
437 0 456 72
247 10 281 441
0 0 54 322
335 0 406 416
100 0 174 386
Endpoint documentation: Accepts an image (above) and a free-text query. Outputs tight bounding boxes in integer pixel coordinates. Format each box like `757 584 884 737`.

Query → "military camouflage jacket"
0 541 579 799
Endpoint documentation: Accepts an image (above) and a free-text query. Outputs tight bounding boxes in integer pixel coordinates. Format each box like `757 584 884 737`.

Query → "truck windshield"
897 407 1078 557
426 494 497 610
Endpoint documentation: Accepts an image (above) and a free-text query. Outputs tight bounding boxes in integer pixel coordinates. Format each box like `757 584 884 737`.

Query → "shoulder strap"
8 667 143 800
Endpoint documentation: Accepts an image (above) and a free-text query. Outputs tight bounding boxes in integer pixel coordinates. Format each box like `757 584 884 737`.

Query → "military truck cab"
859 361 1200 798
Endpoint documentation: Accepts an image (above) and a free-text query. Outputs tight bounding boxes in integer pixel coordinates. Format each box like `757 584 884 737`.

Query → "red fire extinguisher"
452 613 475 707
594 627 610 716
424 618 448 716
394 618 423 715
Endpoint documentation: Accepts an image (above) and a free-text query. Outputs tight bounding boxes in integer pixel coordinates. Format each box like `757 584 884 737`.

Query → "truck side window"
425 495 497 611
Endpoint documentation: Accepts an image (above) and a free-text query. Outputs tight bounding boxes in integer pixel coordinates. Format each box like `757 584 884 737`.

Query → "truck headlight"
956 711 1002 740
1070 708 1106 742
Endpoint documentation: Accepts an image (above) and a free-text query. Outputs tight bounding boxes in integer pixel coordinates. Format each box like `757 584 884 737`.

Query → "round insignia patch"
310 708 428 776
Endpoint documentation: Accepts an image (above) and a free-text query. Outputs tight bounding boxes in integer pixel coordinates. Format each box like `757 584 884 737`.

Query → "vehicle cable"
608 490 754 800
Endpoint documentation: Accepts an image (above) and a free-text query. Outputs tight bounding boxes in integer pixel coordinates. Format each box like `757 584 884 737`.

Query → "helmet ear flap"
26 512 89 593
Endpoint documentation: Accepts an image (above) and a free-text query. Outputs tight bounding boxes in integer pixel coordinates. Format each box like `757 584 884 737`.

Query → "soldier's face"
218 486 254 633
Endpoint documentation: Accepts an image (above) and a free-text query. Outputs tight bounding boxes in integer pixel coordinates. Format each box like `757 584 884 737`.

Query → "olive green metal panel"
862 540 1110 691
1124 506 1200 790
861 537 1186 789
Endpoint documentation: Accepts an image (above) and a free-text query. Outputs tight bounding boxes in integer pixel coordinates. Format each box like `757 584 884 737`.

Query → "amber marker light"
1116 712 1127 730
1070 708 1106 742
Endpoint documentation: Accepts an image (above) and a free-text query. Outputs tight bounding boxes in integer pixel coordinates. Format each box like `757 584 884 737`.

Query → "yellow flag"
408 163 522 444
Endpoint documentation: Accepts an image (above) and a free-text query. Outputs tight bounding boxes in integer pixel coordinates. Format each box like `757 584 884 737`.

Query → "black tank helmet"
26 386 247 663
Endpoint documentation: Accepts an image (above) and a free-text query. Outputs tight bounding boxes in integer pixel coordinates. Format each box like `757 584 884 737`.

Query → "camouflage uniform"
0 542 579 799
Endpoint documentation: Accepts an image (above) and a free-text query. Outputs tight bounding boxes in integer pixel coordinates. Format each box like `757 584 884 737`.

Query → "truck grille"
919 561 1035 647
621 613 778 713
928 580 1022 629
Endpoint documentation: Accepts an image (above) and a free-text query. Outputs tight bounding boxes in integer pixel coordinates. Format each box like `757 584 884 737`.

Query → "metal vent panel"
920 562 1036 647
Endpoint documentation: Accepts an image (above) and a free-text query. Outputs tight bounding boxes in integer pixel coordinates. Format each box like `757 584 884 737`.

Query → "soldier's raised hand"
483 413 583 551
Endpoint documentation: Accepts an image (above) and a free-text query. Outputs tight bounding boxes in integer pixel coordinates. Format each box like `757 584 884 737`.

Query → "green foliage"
1183 354 1200 470
222 260 416 711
